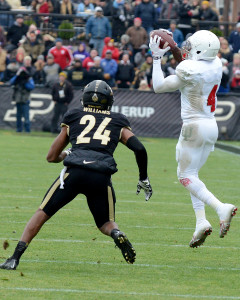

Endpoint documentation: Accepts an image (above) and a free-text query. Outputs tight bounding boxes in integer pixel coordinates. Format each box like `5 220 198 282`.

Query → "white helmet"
181 30 220 61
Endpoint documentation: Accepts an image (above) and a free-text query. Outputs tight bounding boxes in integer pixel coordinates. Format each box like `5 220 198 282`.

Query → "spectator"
31 0 49 13
133 69 148 89
189 0 200 28
7 0 21 9
101 50 118 87
67 58 88 87
31 0 50 27
177 0 192 38
134 44 149 68
27 24 43 43
118 34 133 61
168 20 184 47
23 56 36 77
111 0 128 42
16 47 26 64
43 53 61 87
229 23 240 54
140 53 152 85
59 0 74 14
51 71 74 133
135 0 156 34
73 42 89 62
126 17 148 56
49 38 73 70
76 0 95 18
219 38 233 63
116 53 134 88
230 69 240 93
124 0 134 28
4 58 20 82
99 0 113 17
86 6 112 56
82 49 98 71
49 0 59 12
217 56 230 94
0 42 7 81
0 0 11 28
42 34 55 59
138 79 151 91
33 55 46 84
198 1 218 30
10 66 35 133
162 54 177 77
88 56 104 81
0 26 6 48
160 0 179 28
6 14 28 53
101 37 120 61
22 31 45 63
228 53 240 83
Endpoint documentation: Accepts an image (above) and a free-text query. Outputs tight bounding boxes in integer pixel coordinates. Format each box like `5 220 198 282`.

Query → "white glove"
136 177 153 201
119 15 126 22
63 148 72 156
149 35 170 59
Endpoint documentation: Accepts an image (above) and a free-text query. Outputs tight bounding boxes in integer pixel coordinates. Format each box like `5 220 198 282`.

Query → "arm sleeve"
126 135 148 180
152 58 183 93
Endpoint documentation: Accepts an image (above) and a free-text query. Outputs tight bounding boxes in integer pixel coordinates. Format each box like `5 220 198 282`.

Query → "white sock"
190 193 206 225
181 175 223 212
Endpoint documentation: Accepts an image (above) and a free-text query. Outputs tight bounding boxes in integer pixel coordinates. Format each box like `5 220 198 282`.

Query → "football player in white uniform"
150 30 237 247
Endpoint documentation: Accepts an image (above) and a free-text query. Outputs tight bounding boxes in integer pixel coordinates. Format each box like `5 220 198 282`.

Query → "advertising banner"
0 86 240 140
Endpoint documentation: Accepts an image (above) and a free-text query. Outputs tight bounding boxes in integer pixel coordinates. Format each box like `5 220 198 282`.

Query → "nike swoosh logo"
83 160 96 164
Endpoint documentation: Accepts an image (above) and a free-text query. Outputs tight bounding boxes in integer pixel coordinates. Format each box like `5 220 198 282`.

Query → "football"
150 29 176 50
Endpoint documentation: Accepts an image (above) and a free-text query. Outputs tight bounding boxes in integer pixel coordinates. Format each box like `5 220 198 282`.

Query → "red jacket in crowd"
49 46 73 70
101 37 120 62
82 57 94 71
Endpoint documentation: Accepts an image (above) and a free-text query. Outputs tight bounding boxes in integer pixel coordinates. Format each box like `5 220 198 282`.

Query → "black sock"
12 241 28 260
111 229 120 239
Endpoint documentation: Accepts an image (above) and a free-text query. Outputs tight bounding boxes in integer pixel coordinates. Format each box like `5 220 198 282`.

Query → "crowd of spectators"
0 0 240 93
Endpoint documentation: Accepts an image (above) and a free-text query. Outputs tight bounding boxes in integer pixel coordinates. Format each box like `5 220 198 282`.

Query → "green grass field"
0 130 239 299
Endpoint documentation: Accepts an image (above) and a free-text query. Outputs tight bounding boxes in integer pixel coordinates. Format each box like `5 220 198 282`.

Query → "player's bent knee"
179 177 192 187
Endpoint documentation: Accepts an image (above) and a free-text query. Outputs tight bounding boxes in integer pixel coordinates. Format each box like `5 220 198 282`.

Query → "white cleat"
189 220 212 248
218 204 237 238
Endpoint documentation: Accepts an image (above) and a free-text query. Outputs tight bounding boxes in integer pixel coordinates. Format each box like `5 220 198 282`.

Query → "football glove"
149 35 170 59
136 177 153 201
63 147 72 156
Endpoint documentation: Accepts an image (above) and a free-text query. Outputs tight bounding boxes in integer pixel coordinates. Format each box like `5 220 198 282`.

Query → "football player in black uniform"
0 80 152 270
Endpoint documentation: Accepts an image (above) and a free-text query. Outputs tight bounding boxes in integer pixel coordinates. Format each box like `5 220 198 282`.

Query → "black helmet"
81 80 114 111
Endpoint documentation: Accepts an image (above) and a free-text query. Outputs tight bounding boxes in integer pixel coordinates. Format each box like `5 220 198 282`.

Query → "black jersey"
61 107 131 174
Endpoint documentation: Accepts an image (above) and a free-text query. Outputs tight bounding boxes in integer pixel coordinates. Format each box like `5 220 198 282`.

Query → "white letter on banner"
146 107 155 117
111 106 119 113
129 106 137 117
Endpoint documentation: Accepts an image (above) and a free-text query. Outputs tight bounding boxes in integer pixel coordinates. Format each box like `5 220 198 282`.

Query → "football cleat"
111 230 136 264
218 204 237 238
189 220 212 248
0 257 19 270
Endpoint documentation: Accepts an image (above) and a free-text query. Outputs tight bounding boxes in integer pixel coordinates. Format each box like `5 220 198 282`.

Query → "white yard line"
1 237 239 250
19 258 240 272
0 287 239 299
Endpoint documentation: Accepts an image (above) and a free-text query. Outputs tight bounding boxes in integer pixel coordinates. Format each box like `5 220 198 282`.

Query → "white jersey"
175 57 222 122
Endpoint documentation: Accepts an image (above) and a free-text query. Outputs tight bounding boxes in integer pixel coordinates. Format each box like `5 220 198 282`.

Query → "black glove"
136 177 153 201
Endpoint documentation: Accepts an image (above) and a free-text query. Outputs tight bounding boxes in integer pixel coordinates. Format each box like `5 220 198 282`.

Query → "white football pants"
176 118 222 214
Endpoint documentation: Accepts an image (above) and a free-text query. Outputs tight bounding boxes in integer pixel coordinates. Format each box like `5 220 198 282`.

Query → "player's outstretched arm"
120 128 152 201
46 126 70 163
149 35 183 93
